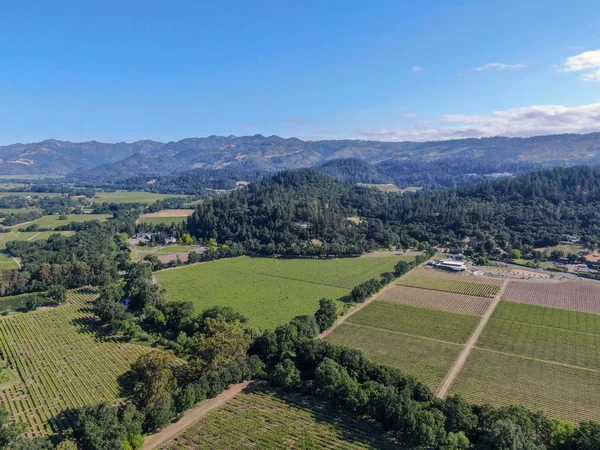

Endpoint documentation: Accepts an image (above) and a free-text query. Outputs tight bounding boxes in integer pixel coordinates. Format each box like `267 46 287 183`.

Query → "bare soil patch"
139 209 194 218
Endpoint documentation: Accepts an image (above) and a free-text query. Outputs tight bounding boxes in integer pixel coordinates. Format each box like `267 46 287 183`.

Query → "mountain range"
1 132 600 178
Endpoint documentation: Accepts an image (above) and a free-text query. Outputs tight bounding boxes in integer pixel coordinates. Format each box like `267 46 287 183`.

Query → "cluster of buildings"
427 256 467 272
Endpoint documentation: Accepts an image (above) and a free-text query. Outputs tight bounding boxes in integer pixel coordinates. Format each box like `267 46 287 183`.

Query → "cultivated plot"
156 256 410 328
0 289 151 435
397 276 500 298
501 280 600 313
449 349 600 423
326 323 462 388
92 191 188 204
160 386 396 450
347 301 479 344
377 285 493 316
137 209 193 226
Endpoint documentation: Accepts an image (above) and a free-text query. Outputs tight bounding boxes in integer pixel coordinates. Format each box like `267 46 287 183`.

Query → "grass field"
160 386 396 450
137 209 193 226
15 214 111 230
0 231 74 249
0 192 65 198
397 276 501 298
0 208 42 215
502 280 600 313
92 191 188 204
0 252 19 270
377 285 493 316
326 323 462 388
156 255 412 329
449 349 600 423
477 302 600 370
0 289 151 435
346 301 479 344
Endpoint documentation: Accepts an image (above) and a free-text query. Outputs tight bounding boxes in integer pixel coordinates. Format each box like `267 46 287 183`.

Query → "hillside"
186 165 600 255
3 132 600 177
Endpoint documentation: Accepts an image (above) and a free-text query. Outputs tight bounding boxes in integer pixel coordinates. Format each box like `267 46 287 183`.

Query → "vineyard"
501 280 600 313
156 255 412 329
377 285 493 316
396 275 501 298
449 349 600 423
477 302 600 370
0 289 151 435
347 301 479 344
326 323 462 388
160 386 397 449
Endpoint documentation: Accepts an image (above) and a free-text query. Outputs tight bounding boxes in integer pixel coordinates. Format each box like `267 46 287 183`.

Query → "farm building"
433 259 467 271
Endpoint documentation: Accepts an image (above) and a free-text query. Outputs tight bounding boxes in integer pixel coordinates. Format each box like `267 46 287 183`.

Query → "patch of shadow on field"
48 407 79 441
70 316 132 343
244 383 400 449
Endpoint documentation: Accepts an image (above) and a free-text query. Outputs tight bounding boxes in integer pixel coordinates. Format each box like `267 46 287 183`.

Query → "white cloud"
354 103 600 142
473 62 525 71
561 49 600 81
412 66 425 72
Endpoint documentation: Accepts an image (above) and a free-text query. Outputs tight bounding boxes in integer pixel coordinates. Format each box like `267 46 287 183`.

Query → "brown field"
377 285 492 316
502 280 600 313
138 209 194 218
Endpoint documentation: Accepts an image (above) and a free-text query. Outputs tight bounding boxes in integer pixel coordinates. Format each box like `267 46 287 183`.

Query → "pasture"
377 285 493 316
159 386 396 450
0 289 151 435
18 214 112 230
501 280 600 313
0 252 19 270
156 255 412 329
0 230 74 249
92 191 188 204
449 349 600 423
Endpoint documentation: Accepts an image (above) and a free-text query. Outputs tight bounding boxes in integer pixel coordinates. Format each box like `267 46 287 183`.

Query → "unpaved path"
11 257 21 268
26 232 41 241
436 280 508 398
142 381 250 450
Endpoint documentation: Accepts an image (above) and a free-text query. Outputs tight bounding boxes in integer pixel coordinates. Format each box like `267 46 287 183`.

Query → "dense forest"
186 165 600 257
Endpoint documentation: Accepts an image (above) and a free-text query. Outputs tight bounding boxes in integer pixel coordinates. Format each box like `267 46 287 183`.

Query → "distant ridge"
1 132 600 177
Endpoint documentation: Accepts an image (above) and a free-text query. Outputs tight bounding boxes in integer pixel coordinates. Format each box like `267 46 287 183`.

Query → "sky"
1 0 600 144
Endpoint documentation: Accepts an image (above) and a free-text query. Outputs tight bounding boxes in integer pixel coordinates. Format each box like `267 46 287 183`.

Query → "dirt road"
142 381 250 450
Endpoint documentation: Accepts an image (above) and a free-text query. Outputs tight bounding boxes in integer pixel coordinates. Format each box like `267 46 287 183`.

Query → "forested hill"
186 165 600 256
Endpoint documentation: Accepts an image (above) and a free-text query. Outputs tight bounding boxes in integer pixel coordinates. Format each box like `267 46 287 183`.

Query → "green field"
326 323 462 388
138 216 188 226
0 192 65 198
156 255 411 329
449 349 600 423
0 252 19 270
0 289 150 435
477 302 600 370
159 386 396 450
0 231 74 249
11 214 112 230
92 191 188 204
0 208 43 216
346 301 479 344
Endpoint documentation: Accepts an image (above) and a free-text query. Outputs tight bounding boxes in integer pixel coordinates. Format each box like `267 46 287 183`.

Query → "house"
292 220 311 230
561 234 580 244
166 237 177 245
451 253 465 260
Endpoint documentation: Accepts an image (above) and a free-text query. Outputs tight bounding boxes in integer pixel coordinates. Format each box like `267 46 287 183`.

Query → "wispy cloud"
473 62 525 71
560 49 600 81
354 103 600 142
412 66 425 72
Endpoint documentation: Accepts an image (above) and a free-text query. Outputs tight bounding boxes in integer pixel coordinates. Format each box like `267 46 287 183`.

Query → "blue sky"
1 0 599 144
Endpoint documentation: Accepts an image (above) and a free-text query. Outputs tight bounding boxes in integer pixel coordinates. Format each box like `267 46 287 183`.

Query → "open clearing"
326 323 462 388
0 252 19 270
0 230 74 249
92 191 188 204
156 255 411 329
346 301 479 344
138 209 194 225
0 288 151 435
159 386 396 450
15 214 111 230
501 280 600 313
449 349 600 424
377 285 493 316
